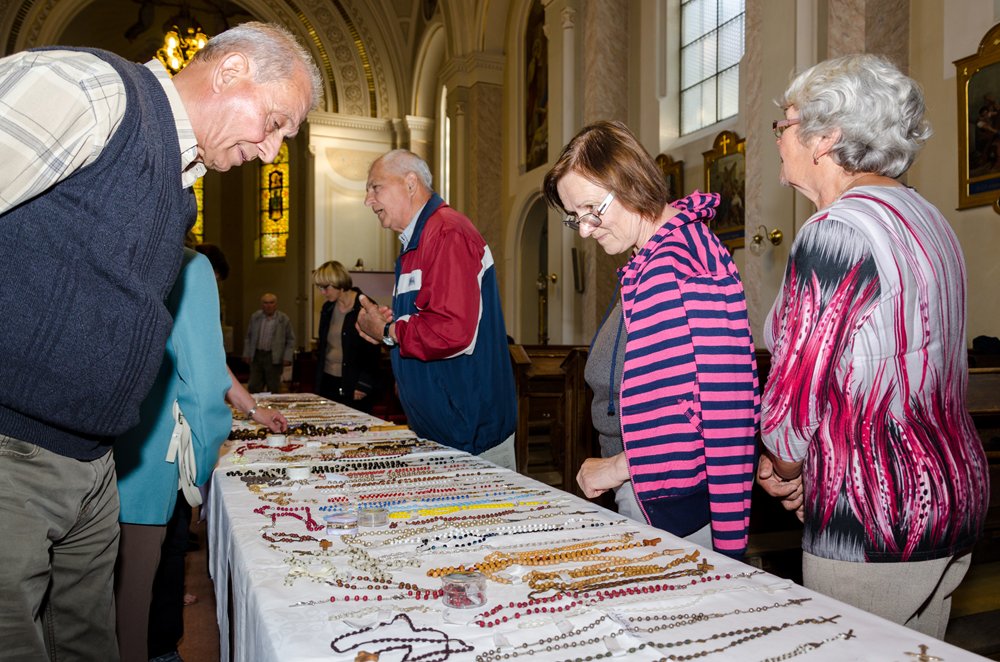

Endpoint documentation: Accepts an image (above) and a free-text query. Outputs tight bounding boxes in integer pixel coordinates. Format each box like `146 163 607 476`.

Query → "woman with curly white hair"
757 53 989 637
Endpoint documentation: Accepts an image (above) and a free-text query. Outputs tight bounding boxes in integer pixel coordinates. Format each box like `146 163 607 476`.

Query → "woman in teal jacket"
113 248 232 661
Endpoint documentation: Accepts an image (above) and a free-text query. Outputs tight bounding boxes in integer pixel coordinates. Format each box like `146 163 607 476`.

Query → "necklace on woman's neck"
836 172 872 200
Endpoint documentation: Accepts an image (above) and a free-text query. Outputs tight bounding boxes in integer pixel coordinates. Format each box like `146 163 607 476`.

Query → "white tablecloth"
208 394 986 662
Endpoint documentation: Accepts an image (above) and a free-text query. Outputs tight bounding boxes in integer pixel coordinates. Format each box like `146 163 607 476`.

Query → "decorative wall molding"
440 51 505 88
307 111 394 132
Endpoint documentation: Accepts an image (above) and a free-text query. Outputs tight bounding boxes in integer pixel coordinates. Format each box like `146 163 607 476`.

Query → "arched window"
438 85 450 202
259 143 290 258
190 178 204 244
680 0 745 134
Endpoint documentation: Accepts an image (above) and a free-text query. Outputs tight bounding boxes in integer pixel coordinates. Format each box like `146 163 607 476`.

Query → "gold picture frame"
702 130 746 251
655 154 684 202
955 22 1000 209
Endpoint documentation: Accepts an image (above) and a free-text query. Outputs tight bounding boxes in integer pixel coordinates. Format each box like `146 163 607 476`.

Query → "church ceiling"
0 0 414 118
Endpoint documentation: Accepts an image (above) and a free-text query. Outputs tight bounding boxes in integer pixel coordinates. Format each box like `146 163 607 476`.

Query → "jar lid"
442 571 484 584
358 508 388 528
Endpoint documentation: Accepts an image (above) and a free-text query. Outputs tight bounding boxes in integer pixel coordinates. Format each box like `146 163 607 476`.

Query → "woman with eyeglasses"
759 54 988 636
542 120 759 557
313 260 382 412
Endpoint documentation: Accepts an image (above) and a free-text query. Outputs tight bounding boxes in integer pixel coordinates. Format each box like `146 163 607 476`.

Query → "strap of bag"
166 400 203 507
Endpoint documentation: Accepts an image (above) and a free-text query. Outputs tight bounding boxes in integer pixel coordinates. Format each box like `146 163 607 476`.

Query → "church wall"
908 0 1000 345
306 114 401 345
9 0 1000 353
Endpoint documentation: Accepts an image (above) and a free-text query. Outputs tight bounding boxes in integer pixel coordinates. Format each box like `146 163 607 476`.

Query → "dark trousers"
148 497 192 658
116 523 168 662
248 349 281 393
318 372 373 413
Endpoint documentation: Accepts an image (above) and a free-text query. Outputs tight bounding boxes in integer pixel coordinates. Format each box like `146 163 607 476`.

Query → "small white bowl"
286 465 310 481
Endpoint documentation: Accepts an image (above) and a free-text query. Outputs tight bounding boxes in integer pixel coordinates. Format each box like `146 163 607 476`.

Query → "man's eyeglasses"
563 191 615 231
773 118 800 138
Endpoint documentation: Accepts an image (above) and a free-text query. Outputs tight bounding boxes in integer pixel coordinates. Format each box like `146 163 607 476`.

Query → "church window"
680 0 745 134
190 178 204 244
438 85 450 202
259 143 290 258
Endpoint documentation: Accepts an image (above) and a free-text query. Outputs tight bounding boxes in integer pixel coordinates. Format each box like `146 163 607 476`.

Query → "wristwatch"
382 321 396 346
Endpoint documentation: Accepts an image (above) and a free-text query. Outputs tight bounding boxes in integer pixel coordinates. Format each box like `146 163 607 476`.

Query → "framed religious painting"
655 154 684 202
702 130 746 251
956 22 1000 209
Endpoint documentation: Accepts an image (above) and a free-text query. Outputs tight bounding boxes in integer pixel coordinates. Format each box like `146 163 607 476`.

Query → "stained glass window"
259 143 290 258
190 178 204 244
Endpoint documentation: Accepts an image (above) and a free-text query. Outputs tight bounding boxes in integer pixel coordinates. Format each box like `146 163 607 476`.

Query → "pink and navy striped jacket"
619 192 759 557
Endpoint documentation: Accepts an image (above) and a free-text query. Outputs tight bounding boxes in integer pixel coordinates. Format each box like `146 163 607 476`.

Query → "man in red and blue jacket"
357 150 517 467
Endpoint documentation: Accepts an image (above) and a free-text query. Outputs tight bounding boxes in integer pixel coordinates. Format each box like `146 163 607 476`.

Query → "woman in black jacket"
313 261 382 412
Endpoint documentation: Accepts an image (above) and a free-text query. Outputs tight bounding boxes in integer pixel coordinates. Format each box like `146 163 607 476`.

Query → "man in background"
245 292 296 393
356 149 517 469
0 21 319 659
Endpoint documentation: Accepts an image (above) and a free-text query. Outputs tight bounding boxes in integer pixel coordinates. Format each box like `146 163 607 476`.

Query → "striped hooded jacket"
619 191 759 557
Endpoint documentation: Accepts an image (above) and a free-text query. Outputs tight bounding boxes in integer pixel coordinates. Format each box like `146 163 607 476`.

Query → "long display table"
208 393 985 661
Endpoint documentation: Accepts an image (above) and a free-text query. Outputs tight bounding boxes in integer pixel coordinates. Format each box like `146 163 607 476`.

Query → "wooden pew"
967 367 1000 564
509 344 587 488
560 347 597 499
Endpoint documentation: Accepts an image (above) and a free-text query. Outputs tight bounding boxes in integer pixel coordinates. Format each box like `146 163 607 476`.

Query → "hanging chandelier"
155 8 208 75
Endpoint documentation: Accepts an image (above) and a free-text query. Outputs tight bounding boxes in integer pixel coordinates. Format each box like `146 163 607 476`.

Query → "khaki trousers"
0 436 120 661
477 433 516 471
803 550 972 639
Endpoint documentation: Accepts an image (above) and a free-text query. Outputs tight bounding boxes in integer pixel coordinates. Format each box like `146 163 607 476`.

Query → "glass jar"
324 512 357 536
441 571 486 609
358 508 388 528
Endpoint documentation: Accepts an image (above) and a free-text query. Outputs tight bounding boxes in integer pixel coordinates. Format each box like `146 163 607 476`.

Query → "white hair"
375 149 434 190
195 21 322 110
778 53 931 177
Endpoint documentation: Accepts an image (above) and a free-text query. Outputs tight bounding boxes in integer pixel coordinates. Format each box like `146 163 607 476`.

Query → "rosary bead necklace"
474 613 843 662
261 530 318 544
390 500 549 520
620 597 812 633
759 628 856 661
253 504 323 532
522 548 692 586
526 557 714 597
330 612 473 662
576 569 764 605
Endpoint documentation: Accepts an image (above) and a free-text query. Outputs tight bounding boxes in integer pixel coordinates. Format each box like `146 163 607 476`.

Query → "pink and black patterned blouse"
762 185 989 563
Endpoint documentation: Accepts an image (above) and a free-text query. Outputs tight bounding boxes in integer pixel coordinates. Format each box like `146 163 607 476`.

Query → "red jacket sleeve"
395 221 489 361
